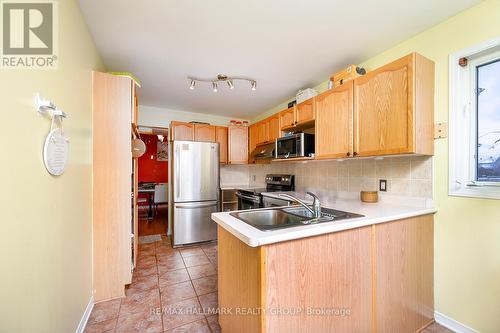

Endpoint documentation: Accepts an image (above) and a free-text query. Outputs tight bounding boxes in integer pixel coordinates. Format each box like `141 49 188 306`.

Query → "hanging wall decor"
37 94 69 176
157 141 168 161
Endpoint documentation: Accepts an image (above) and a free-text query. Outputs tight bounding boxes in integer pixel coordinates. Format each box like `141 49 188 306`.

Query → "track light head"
212 81 218 93
251 81 257 91
189 79 195 90
227 80 234 90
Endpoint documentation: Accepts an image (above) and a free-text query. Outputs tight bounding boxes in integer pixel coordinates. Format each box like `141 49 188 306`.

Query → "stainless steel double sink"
230 206 364 231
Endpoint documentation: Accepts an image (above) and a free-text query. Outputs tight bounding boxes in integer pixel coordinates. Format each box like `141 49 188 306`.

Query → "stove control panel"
265 174 294 186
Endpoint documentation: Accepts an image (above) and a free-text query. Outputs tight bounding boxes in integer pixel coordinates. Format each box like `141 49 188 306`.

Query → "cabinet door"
216 126 228 164
248 124 258 164
256 120 268 145
280 107 295 130
354 54 414 156
295 98 315 125
315 82 353 159
170 121 194 141
194 124 216 142
228 126 248 164
267 114 281 142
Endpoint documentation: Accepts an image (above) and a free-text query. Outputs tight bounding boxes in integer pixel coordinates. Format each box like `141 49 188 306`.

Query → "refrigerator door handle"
175 202 219 209
175 145 180 200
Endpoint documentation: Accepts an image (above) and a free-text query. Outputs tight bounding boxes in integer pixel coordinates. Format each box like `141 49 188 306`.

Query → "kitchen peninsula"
212 196 436 333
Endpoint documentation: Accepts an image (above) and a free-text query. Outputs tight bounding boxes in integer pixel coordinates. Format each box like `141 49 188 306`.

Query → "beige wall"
0 1 104 332
254 1 500 331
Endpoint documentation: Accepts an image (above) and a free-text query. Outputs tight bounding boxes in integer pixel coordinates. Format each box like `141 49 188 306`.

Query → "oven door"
236 191 261 210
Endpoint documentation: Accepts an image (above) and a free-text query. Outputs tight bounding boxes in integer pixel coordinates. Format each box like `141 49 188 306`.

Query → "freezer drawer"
172 200 218 246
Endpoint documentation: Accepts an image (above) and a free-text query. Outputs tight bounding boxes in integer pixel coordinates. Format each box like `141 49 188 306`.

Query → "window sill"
449 187 500 200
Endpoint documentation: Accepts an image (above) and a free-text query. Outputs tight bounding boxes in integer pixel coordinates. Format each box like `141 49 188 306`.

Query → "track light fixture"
187 74 257 92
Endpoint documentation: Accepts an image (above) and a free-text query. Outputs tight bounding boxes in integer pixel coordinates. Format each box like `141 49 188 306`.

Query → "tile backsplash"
221 155 433 198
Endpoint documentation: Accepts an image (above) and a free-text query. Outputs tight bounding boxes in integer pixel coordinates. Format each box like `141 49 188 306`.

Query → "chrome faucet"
278 192 322 218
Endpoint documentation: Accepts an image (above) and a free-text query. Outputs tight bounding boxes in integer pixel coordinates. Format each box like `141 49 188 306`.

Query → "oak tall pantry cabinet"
92 72 136 302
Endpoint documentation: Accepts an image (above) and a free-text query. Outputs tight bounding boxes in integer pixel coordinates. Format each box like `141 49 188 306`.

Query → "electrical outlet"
252 175 256 182
379 179 387 192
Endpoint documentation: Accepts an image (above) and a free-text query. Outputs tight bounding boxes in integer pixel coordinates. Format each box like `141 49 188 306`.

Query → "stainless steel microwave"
275 133 315 159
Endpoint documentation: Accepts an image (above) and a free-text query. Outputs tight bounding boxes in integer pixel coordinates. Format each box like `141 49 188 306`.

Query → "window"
449 38 500 199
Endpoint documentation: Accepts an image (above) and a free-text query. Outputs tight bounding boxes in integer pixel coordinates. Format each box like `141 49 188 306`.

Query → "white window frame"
449 37 500 200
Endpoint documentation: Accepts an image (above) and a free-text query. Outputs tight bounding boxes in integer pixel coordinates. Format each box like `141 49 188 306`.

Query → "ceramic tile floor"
85 236 220 333
85 236 455 333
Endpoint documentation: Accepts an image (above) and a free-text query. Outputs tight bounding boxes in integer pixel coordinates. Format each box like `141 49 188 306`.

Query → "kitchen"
3 1 500 333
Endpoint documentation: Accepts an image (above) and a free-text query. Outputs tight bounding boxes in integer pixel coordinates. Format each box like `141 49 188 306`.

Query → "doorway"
136 127 169 237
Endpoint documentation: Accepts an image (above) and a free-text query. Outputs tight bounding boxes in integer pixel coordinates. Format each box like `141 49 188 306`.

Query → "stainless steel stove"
236 174 295 210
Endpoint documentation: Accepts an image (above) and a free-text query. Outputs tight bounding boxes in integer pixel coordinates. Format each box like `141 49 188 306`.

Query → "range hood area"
252 142 275 160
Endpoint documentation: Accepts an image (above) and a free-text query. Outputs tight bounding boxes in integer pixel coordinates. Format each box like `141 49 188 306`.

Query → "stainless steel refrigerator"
169 141 219 247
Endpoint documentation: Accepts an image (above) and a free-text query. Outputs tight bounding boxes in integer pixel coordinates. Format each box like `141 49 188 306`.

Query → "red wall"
138 134 168 183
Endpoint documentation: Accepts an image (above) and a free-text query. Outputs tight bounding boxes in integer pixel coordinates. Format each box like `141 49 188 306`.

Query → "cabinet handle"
346 152 351 157
353 152 358 156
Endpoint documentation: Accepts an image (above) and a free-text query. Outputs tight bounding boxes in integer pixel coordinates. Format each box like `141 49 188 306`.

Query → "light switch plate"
434 122 448 139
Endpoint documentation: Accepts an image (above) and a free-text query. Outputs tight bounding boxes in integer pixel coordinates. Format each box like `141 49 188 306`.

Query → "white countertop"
211 192 436 247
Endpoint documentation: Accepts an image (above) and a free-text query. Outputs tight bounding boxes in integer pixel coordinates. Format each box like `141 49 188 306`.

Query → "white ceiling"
78 0 480 119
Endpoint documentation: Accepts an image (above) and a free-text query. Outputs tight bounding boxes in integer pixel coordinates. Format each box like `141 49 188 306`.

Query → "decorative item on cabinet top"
108 72 142 87
330 65 366 88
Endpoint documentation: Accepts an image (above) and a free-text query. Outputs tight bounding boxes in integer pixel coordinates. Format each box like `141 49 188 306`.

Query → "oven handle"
236 192 261 203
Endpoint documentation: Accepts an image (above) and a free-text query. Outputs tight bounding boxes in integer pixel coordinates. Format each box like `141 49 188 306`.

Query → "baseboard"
435 311 479 333
75 296 94 333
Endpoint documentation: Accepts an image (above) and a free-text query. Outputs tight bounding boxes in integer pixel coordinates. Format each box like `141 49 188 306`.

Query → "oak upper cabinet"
279 107 295 130
194 123 216 142
315 82 354 159
228 125 248 164
354 53 434 157
248 124 258 164
170 121 194 141
256 120 268 145
216 126 228 164
295 98 315 126
267 114 281 142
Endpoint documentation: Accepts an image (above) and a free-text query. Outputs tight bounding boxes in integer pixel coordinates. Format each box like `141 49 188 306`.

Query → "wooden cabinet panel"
92 72 133 302
194 123 216 142
353 53 434 157
295 98 315 125
170 121 194 141
228 125 248 164
267 114 281 142
216 126 228 164
375 215 434 332
248 124 258 164
256 120 268 145
354 56 412 156
279 107 295 130
218 227 263 333
264 227 372 333
315 82 353 159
